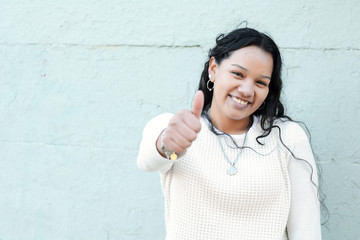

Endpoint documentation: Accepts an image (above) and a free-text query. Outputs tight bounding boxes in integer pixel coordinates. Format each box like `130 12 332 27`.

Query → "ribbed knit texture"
137 114 322 240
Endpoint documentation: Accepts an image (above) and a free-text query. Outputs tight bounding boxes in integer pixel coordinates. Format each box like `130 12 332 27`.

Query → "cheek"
213 82 227 97
258 89 269 102
264 89 270 98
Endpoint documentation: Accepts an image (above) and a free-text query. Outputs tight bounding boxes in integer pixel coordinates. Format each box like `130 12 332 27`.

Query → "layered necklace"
216 129 249 175
207 109 251 176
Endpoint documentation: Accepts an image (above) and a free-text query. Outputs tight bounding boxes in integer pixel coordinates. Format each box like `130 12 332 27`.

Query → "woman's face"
208 45 273 133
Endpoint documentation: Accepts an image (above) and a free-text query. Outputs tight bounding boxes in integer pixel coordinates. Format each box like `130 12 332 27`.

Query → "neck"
208 109 252 135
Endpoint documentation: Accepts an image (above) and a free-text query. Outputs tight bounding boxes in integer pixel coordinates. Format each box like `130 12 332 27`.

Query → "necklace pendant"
227 166 238 175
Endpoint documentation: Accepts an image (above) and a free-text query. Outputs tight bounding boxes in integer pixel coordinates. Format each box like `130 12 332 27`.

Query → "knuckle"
176 110 187 118
170 110 188 126
170 119 177 125
193 122 201 132
190 132 198 141
173 145 183 153
186 131 196 141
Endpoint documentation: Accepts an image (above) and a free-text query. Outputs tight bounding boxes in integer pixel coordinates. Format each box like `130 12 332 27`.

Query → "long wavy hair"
198 27 329 224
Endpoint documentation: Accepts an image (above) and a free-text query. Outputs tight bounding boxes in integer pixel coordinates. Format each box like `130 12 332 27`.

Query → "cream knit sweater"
137 113 321 240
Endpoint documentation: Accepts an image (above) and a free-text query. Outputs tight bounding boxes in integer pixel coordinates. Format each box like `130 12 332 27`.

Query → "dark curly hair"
198 27 329 224
199 27 285 137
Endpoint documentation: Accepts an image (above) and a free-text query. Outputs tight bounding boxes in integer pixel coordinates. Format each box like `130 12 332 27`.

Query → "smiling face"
208 45 273 134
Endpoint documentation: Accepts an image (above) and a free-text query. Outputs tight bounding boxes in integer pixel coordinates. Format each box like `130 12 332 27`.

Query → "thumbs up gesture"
157 91 204 157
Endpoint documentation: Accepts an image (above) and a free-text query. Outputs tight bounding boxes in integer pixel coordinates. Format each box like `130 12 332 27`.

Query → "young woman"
137 27 322 240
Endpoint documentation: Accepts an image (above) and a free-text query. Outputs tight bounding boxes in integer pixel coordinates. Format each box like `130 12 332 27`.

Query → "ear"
208 57 217 83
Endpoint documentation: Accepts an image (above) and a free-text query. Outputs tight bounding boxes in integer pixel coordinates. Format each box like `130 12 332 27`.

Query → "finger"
173 121 198 142
191 90 204 118
170 110 201 133
167 119 197 144
166 135 189 153
166 139 184 153
182 112 202 133
170 131 192 149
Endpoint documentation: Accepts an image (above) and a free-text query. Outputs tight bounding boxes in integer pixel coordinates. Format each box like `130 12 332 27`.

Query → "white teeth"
232 96 248 105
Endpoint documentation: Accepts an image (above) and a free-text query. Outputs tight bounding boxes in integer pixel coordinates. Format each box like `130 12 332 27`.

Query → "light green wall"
0 1 359 239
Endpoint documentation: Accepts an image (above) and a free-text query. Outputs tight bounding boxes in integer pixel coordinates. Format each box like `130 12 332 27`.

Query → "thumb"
191 90 204 118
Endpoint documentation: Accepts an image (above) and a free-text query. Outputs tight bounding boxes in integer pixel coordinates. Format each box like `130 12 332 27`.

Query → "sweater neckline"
202 115 259 139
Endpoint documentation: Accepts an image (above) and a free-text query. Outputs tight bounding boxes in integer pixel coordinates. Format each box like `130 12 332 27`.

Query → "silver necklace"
207 109 251 176
216 130 249 175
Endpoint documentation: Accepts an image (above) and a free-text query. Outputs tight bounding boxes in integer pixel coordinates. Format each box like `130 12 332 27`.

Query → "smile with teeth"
231 96 248 105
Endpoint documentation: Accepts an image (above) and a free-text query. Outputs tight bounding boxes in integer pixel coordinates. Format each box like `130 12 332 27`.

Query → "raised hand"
157 90 204 157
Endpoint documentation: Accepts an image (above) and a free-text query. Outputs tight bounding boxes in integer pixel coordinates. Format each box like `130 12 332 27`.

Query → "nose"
237 80 254 97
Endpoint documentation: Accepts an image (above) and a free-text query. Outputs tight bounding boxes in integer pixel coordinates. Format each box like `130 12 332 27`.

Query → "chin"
227 113 251 121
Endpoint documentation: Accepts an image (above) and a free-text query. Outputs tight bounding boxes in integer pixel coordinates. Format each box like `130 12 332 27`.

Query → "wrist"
156 130 166 157
159 129 178 161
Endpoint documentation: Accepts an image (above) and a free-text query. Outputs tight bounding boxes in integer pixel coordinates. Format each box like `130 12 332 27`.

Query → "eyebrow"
231 64 271 80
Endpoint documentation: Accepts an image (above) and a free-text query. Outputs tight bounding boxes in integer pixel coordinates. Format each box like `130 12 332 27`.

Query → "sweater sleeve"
280 121 322 240
137 113 177 173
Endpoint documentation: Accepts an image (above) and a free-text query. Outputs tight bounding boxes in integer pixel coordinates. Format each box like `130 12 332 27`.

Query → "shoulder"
273 118 305 133
273 118 310 147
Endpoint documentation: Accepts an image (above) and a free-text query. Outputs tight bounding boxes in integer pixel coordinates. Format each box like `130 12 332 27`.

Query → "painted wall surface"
0 0 359 239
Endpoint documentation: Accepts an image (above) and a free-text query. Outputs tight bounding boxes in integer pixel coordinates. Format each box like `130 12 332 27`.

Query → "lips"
231 95 249 105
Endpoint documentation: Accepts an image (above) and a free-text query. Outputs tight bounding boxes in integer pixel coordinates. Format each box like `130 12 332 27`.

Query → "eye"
232 72 244 78
256 80 268 87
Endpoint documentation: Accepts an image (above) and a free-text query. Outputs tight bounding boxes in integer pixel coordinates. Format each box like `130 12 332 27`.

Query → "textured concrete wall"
0 0 359 239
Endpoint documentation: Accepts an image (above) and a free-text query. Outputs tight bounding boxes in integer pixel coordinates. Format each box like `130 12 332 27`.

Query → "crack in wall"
281 47 360 51
0 42 359 51
0 42 202 49
0 139 121 150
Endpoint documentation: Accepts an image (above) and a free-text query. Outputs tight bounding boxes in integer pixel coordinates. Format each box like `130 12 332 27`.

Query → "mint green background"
0 1 359 239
